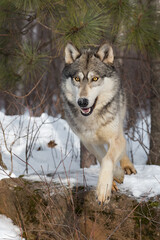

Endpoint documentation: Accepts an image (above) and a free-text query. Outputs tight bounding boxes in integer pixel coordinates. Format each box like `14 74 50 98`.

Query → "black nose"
77 98 89 108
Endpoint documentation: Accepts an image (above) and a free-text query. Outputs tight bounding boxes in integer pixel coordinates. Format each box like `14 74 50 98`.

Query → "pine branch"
55 0 109 49
122 4 160 54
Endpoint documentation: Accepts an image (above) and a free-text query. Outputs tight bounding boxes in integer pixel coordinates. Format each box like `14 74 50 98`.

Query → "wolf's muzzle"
77 97 98 117
77 98 89 108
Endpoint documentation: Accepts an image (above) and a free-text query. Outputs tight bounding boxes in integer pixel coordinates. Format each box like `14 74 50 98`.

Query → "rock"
0 178 159 239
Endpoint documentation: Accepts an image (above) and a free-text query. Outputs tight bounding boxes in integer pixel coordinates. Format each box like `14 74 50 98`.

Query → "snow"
0 168 16 180
0 111 159 198
0 111 160 239
0 112 80 176
120 165 160 198
0 215 24 240
126 112 150 165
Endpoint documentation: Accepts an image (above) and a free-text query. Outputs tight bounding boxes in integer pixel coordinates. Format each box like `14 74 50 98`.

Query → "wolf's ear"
64 43 80 64
96 43 114 64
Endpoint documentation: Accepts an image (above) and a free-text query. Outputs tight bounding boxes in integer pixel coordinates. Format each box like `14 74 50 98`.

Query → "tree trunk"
148 58 160 165
0 152 7 170
148 0 160 165
80 142 97 168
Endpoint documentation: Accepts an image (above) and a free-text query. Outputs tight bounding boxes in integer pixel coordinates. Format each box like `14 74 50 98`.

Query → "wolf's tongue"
82 108 90 113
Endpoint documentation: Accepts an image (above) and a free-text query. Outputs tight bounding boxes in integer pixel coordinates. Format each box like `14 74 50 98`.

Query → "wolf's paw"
113 166 124 184
121 157 137 175
112 181 118 192
123 164 137 175
96 181 118 205
114 176 124 184
113 173 124 184
96 182 112 205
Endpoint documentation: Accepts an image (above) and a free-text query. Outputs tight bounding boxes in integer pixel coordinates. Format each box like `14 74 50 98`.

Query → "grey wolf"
61 42 137 204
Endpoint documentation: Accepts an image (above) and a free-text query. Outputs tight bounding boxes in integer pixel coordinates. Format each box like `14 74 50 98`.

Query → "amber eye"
73 77 80 82
92 77 99 81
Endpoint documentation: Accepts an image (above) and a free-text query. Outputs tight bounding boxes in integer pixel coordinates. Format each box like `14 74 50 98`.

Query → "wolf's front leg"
96 158 113 204
96 137 126 204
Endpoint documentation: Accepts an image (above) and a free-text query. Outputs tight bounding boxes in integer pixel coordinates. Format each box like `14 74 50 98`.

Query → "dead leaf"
47 140 57 148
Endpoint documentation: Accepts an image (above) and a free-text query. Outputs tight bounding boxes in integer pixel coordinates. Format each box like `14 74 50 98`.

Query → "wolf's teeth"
81 108 91 114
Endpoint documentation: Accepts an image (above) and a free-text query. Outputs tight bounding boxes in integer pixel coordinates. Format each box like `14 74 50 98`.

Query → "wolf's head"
62 42 118 117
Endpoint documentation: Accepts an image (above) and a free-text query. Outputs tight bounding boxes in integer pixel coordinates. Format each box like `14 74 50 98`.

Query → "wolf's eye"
92 77 99 81
73 77 80 82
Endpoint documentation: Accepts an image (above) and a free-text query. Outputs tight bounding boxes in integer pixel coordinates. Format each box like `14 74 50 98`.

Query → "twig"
3 71 46 99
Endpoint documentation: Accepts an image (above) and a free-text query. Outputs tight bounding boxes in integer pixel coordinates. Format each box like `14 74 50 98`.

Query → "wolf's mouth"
80 97 98 116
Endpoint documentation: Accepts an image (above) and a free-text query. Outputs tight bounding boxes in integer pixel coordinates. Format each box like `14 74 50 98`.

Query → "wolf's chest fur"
64 105 120 145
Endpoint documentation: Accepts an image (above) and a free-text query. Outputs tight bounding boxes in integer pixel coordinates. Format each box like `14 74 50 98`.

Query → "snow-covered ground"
0 215 24 240
0 111 160 239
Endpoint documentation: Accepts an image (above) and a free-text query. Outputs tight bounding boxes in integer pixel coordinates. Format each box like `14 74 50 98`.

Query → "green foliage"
10 0 55 13
0 0 159 91
104 0 134 37
12 0 57 23
56 0 109 49
124 5 160 54
15 42 49 82
0 1 17 27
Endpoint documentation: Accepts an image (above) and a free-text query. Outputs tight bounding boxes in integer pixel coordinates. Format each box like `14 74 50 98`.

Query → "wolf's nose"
77 98 89 108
